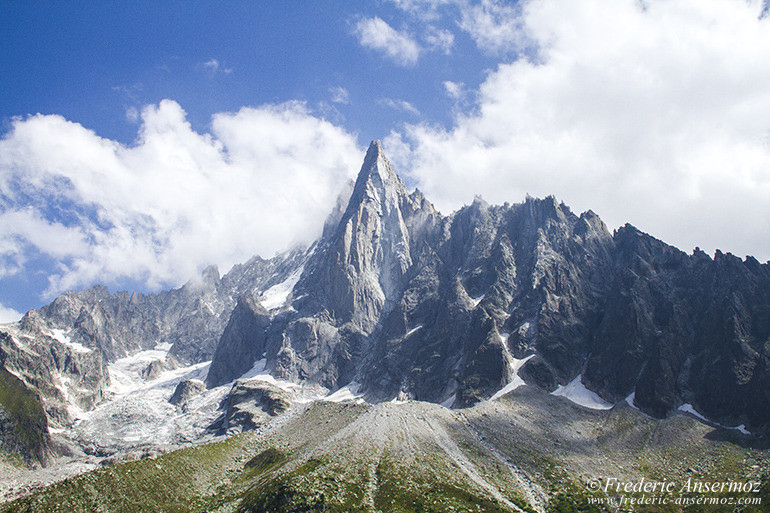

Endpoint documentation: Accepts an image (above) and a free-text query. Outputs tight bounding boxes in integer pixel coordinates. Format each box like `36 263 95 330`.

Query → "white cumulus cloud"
354 17 422 66
389 0 770 261
0 303 22 323
0 100 361 298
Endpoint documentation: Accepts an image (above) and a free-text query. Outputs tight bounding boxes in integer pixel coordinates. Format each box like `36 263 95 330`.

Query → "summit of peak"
359 140 389 177
327 139 414 242
367 139 384 156
351 139 404 195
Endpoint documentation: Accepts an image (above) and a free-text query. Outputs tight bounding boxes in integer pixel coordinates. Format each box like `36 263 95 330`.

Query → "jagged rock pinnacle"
349 140 405 203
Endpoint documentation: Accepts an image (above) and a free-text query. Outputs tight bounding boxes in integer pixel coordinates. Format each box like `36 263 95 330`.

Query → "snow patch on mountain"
489 333 535 401
405 325 423 337
552 375 613 410
67 346 225 450
678 404 751 435
470 295 485 307
490 354 535 401
259 265 304 310
47 329 92 354
440 394 456 408
3 326 36 355
106 346 178 395
237 359 329 403
324 381 366 403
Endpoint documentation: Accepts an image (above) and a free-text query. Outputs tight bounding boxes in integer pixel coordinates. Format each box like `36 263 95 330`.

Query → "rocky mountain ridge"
210 141 769 433
2 140 769 468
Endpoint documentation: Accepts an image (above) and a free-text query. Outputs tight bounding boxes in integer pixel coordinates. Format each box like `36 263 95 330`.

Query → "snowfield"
68 346 370 454
47 329 92 354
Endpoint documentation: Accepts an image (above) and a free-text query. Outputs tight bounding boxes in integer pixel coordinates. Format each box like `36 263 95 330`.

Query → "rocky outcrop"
14 245 312 368
141 360 165 381
583 228 770 430
201 141 770 433
267 141 441 389
169 379 205 409
0 327 107 429
296 141 419 330
220 380 291 433
206 295 271 388
0 244 311 433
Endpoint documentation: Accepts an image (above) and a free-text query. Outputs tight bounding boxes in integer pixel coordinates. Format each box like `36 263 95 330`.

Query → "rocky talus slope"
3 388 768 513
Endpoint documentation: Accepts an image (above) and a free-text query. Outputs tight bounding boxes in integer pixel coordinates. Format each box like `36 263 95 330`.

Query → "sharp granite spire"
342 140 410 224
301 140 416 332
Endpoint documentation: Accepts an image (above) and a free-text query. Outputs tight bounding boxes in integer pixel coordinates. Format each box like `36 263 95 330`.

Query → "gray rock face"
14 246 311 368
219 380 291 433
141 360 165 381
0 324 108 429
222 141 769 433
205 295 271 388
0 244 309 432
300 141 419 330
0 364 54 467
582 229 770 430
266 141 441 388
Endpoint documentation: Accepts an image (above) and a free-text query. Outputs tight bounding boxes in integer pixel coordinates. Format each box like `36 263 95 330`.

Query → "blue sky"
1 1 493 146
2 0 770 320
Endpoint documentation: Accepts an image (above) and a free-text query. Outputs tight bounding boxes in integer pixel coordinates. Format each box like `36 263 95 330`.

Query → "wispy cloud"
458 0 527 54
379 98 420 116
0 100 360 297
330 86 350 104
389 0 528 56
203 58 233 75
443 80 464 100
125 106 139 122
389 0 456 20
354 17 421 66
423 25 454 54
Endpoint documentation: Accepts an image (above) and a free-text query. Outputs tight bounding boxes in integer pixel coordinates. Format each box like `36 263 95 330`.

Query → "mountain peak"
307 139 415 331
356 140 401 190
365 139 384 159
342 140 409 222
